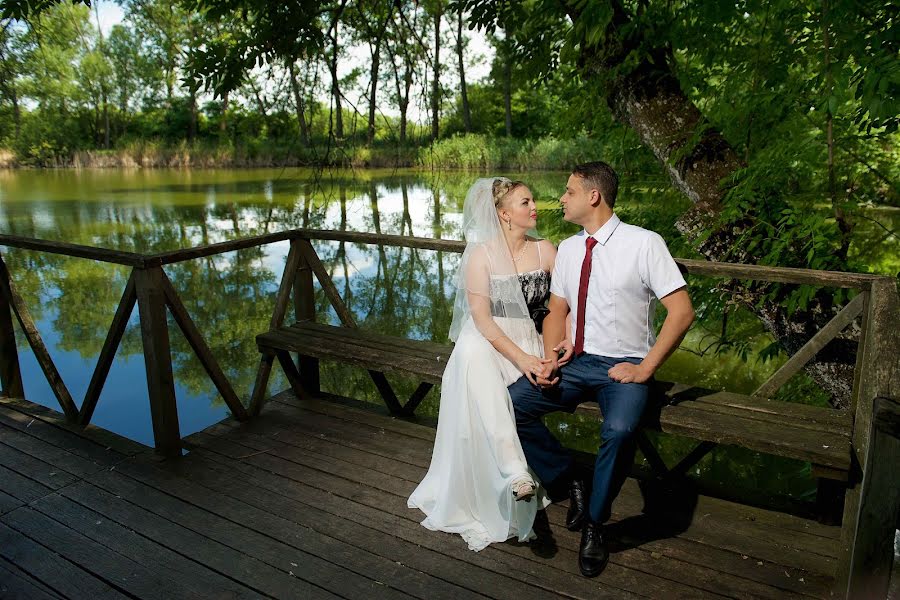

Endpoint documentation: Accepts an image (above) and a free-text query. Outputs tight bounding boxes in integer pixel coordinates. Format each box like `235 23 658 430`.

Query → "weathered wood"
578 400 850 471
270 239 303 330
369 370 404 414
836 280 900 592
248 352 274 417
1 506 205 600
59 478 340 600
294 256 320 394
0 262 23 399
844 397 900 600
274 349 307 400
0 522 130 600
692 391 851 432
402 382 434 416
79 271 137 427
0 558 62 600
151 230 294 265
0 254 78 421
0 233 147 266
134 267 181 458
295 229 880 288
158 269 248 422
754 292 865 399
295 239 358 327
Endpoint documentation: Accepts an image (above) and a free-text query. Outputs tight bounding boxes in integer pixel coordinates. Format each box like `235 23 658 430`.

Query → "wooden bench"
257 320 853 484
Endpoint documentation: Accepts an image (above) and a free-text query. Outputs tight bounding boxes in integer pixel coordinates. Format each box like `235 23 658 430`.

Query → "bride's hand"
517 354 553 386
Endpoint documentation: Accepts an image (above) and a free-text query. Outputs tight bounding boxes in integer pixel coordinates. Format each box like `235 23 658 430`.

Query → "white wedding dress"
408 268 549 551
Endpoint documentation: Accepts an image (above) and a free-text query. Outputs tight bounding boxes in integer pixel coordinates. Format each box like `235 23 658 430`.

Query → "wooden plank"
159 269 248 421
134 267 181 458
0 258 24 399
173 450 639 600
0 233 146 266
0 396 146 457
189 426 808 597
290 320 452 357
104 458 455 600
295 239 358 328
1 506 206 600
58 478 339 600
0 489 21 515
692 392 851 431
754 292 865 398
0 464 53 504
576 401 851 471
0 401 126 467
79 271 137 427
30 489 265 600
0 558 62 600
0 442 80 490
0 522 128 599
258 328 445 384
845 397 900 599
0 255 78 421
837 280 900 591
151 230 294 265
685 395 849 437
0 424 110 479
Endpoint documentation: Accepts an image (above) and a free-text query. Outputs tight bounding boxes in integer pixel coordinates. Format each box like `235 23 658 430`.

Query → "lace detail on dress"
518 269 551 312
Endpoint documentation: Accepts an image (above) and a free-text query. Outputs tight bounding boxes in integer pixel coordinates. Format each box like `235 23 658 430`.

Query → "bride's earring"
506 218 512 230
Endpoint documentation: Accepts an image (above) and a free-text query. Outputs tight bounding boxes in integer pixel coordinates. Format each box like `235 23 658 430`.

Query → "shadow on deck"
0 392 839 599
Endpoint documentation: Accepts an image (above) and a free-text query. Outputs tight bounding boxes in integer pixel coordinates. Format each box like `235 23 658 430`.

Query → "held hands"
553 339 574 367
608 361 653 384
517 353 558 387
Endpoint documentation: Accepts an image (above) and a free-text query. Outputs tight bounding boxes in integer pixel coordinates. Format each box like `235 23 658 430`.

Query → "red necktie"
574 236 598 355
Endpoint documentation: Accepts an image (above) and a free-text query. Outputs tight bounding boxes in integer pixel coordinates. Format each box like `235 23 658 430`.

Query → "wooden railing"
0 229 896 597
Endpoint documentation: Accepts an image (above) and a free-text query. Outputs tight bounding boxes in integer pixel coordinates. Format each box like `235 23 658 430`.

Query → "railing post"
0 271 23 399
294 248 320 394
836 279 900 595
845 396 900 599
134 267 181 458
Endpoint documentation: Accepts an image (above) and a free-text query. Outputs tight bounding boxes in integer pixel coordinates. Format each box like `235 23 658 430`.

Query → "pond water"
1 168 896 507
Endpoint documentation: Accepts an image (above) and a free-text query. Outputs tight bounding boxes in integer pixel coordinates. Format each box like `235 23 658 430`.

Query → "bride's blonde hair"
491 177 524 207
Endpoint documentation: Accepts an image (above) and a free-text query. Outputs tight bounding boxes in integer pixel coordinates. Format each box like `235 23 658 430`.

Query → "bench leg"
249 352 275 416
277 350 310 400
368 370 404 414
636 431 669 476
400 382 433 417
815 477 846 526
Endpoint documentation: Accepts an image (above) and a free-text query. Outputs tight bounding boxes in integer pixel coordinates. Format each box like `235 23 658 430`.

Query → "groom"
509 161 694 577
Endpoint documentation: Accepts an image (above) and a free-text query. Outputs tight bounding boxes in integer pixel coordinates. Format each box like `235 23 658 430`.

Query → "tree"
455 6 472 133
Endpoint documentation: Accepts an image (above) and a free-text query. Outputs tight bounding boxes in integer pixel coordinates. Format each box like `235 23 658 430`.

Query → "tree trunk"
431 1 442 141
566 1 857 405
330 25 344 141
367 44 382 145
503 54 512 136
457 9 471 132
188 87 197 142
220 91 229 137
289 61 310 146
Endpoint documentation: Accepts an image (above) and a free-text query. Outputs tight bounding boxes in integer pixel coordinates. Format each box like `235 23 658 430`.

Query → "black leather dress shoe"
566 479 588 531
578 521 609 578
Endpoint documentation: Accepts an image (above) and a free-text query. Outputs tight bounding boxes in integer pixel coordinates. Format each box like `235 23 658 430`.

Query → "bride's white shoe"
512 477 537 502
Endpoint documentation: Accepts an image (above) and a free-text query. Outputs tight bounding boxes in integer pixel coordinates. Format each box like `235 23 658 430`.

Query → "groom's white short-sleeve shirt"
550 213 686 359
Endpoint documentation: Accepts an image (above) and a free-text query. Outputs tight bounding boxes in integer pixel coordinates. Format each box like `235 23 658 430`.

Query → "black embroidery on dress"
519 270 551 333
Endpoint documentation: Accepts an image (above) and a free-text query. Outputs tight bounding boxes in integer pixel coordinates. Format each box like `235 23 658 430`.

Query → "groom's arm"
608 288 694 384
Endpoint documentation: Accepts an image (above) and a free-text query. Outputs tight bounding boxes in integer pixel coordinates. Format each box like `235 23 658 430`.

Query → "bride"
408 177 561 551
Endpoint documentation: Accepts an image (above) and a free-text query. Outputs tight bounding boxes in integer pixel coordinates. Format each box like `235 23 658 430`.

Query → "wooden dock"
0 392 843 599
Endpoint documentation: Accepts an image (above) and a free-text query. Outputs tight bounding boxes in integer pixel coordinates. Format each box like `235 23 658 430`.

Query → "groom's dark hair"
572 161 619 208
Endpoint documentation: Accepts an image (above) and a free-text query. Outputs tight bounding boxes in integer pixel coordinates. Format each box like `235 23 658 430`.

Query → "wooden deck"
0 392 842 599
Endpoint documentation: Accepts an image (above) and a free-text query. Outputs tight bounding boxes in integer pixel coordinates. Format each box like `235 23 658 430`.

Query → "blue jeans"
509 354 649 524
